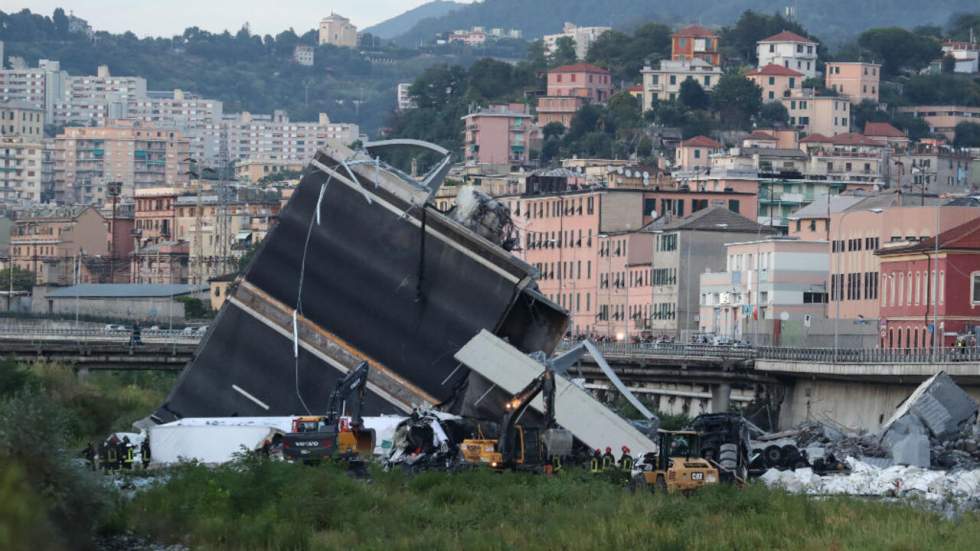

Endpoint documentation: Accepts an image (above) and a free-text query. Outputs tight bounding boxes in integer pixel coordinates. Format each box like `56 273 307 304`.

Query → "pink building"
597 229 655 340
675 135 722 171
506 189 652 335
462 103 535 168
536 96 587 128
546 63 613 103
825 62 880 104
828 196 980 322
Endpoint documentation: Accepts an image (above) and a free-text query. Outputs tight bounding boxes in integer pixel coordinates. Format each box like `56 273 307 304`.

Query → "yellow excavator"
282 362 375 464
630 430 719 493
461 368 572 470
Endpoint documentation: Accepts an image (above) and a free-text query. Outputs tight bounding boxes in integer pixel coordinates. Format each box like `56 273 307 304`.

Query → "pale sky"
0 1 475 37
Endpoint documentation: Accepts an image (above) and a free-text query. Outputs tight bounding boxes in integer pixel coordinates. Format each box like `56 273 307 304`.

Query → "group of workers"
590 446 634 473
82 435 151 473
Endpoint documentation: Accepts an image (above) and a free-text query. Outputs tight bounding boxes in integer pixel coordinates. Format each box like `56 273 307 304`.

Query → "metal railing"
0 326 203 344
561 340 980 365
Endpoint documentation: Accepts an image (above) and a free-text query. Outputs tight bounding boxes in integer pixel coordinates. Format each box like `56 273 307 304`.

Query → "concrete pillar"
711 383 732 412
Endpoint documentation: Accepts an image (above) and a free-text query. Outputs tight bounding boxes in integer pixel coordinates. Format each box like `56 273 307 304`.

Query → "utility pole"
107 181 121 283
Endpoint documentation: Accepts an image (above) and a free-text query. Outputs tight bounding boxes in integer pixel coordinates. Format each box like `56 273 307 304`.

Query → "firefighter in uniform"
590 449 602 473
601 447 615 471
619 446 634 472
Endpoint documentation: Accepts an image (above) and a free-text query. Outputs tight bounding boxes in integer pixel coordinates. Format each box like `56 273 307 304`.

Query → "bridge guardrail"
561 340 980 365
0 326 202 344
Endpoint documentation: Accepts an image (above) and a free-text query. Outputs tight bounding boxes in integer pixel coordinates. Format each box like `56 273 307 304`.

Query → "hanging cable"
416 207 427 303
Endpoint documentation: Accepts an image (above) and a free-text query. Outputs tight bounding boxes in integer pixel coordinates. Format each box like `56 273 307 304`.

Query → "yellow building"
0 101 45 204
319 14 358 48
234 159 304 183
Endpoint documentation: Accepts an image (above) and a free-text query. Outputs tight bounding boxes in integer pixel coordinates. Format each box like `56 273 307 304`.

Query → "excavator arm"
497 370 556 464
325 361 370 427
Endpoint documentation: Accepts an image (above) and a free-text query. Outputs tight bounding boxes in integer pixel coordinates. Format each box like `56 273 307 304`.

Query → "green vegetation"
0 361 173 549
0 266 36 292
119 458 980 550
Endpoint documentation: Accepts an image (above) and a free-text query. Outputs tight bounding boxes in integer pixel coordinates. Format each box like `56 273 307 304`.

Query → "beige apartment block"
9 205 108 284
0 101 45 204
54 120 190 205
319 14 358 48
825 62 880 104
781 91 850 136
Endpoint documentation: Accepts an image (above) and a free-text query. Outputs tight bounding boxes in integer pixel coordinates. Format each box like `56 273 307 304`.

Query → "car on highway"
103 324 127 332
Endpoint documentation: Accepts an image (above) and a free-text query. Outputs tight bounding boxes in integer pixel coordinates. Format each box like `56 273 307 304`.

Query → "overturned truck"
153 140 567 425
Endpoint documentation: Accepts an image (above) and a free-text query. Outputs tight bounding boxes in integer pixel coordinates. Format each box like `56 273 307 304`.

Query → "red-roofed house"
864 122 910 149
747 64 804 101
672 25 720 65
757 30 819 78
780 90 850 136
675 135 722 170
743 130 778 149
537 63 614 127
877 217 980 349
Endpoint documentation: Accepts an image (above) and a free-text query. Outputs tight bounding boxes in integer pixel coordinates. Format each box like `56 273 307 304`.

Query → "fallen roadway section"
454 330 659 457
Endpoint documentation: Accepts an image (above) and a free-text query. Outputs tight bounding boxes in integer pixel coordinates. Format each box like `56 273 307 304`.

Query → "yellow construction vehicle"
460 369 572 470
631 430 719 494
283 362 375 463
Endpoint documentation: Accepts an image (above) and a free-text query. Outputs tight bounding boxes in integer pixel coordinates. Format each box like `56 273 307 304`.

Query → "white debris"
761 457 980 504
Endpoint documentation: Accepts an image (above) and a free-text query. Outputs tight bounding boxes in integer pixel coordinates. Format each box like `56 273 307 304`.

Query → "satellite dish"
617 167 624 174
643 171 650 179
780 311 790 321
650 210 657 219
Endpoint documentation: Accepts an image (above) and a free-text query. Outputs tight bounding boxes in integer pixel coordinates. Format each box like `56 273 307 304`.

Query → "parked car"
103 324 126 333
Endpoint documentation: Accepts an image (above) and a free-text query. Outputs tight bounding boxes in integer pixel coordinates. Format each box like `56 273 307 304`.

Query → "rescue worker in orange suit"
601 446 615 471
619 446 634 472
590 449 602 473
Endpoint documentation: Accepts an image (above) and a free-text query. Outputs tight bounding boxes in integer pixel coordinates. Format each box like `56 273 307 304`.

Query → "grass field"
122 458 980 551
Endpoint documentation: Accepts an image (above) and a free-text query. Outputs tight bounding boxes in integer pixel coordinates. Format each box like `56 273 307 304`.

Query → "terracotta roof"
550 63 610 74
746 63 804 77
627 84 643 93
879 218 980 255
759 31 813 44
747 130 777 140
829 132 884 147
680 135 722 148
799 133 832 143
864 122 906 138
674 25 717 38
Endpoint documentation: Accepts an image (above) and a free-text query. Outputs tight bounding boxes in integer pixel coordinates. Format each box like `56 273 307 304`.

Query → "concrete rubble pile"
753 372 980 495
761 457 980 509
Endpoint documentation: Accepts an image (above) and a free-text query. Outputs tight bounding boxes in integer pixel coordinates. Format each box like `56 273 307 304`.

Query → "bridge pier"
710 383 732 413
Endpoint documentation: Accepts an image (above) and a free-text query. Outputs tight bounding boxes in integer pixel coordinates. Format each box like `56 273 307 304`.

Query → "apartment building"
699 238 829 340
53 65 147 127
890 141 973 195
895 106 980 142
127 89 224 165
396 83 416 111
941 40 979 74
780 91 850 136
9 205 108 285
641 58 722 106
827 194 980 323
537 63 613 127
462 103 535 169
747 64 803 102
174 189 281 284
293 45 315 66
675 135 722 171
799 132 887 186
319 14 358 48
877 218 980 350
0 59 67 122
0 101 45 204
646 207 778 339
597 228 655 340
543 23 611 60
54 120 190 205
134 187 180 244
825 62 880 104
234 159 304 183
756 31 819 79
130 240 190 284
222 111 358 164
507 187 652 336
671 25 720 65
